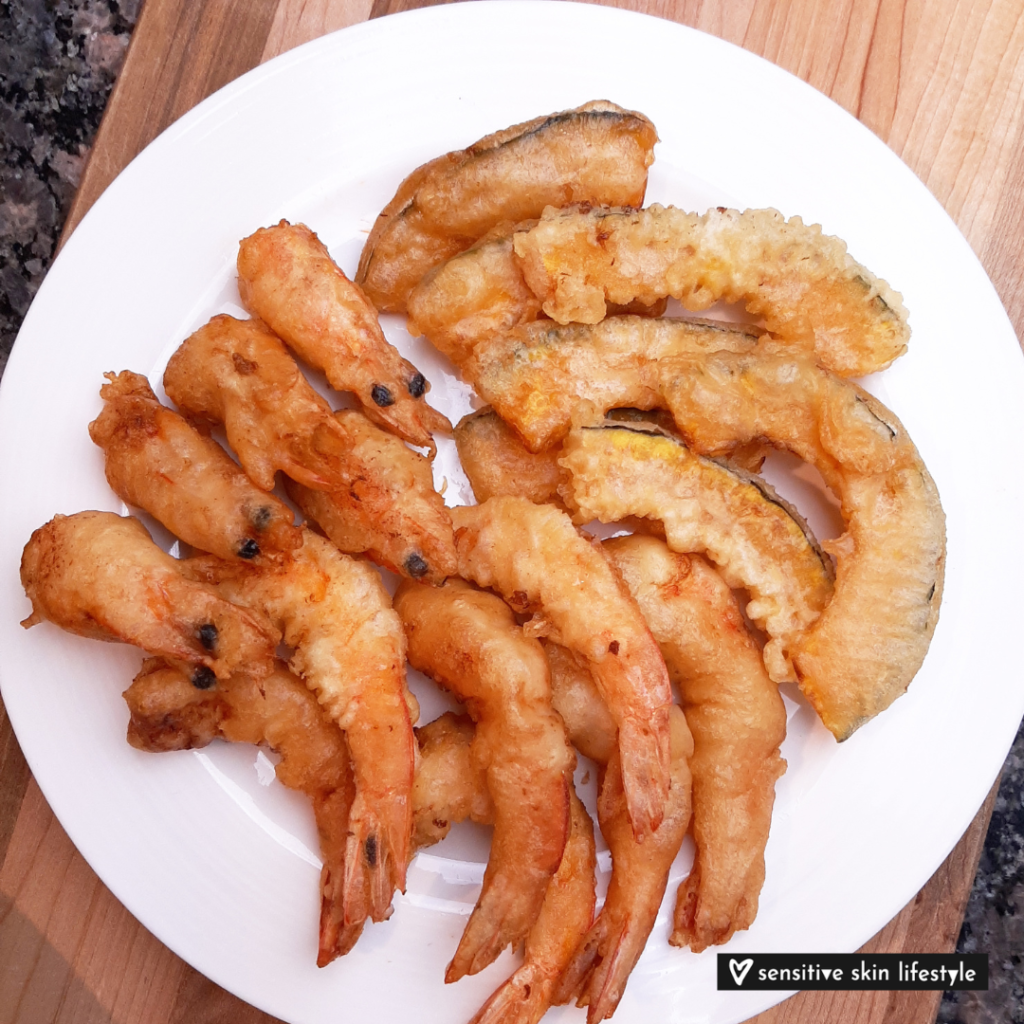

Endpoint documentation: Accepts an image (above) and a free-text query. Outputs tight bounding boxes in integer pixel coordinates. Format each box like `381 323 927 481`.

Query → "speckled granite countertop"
0 2 1021 1022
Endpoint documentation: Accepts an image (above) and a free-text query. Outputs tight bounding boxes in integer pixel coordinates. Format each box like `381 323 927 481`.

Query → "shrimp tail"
617 712 670 838
317 862 366 966
669 862 701 949
467 964 553 1024
343 802 394 925
444 893 522 983
560 912 649 1024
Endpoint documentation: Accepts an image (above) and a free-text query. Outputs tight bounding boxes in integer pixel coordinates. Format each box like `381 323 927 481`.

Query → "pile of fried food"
18 100 946 1024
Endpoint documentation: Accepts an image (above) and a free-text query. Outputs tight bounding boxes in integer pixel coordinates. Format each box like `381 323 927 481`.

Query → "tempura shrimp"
394 578 574 981
236 220 450 451
163 314 359 493
604 536 787 953
286 408 457 584
451 497 673 839
20 511 278 683
546 644 693 1024
412 712 597 1024
512 204 909 377
88 370 301 562
184 528 415 923
123 659 364 964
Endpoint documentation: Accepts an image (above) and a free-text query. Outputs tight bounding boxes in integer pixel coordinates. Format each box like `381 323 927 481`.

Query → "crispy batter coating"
512 204 909 377
123 659 364 965
236 220 450 451
357 101 657 312
184 529 414 922
88 370 301 562
20 511 278 682
163 314 365 492
469 790 596 1024
412 712 494 849
411 711 596 1024
394 578 574 981
559 424 834 684
455 408 568 509
461 315 943 735
407 222 544 367
603 537 786 953
450 497 673 840
658 344 945 738
286 409 456 584
556 709 692 1024
466 315 761 452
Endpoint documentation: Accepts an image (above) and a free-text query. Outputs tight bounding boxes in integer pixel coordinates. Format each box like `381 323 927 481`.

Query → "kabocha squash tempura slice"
357 101 658 312
512 204 909 377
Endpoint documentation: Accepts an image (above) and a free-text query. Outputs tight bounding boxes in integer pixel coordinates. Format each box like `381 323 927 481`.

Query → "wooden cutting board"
3 1 1021 1023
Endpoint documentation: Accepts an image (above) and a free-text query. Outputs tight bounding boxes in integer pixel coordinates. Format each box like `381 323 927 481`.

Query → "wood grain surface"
5 0 1022 1022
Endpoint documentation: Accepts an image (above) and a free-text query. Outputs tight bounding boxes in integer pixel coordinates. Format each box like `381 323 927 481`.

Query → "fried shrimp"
123 659 364 964
559 423 834 684
557 710 692 1024
657 344 945 738
603 536 786 953
88 370 301 562
468 790 596 1024
512 204 909 377
286 409 457 584
412 712 494 849
466 315 761 452
236 220 450 451
356 101 658 312
163 313 363 493
450 497 673 839
20 511 278 683
185 529 415 922
411 712 597 1024
544 644 692 1022
394 578 574 981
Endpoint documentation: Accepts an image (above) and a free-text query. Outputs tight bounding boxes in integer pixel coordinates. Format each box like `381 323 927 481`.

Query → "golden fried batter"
512 204 909 377
184 529 415 923
604 537 786 953
406 222 543 367
20 511 278 683
394 578 574 981
455 408 568 509
163 314 364 493
658 344 945 738
466 316 761 452
88 369 301 561
557 709 692 1024
286 409 456 584
357 101 657 312
451 497 673 840
237 220 449 451
124 659 364 965
560 424 834 684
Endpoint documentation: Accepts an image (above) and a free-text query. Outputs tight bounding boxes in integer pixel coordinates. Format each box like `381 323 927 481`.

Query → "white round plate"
1 4 1022 1024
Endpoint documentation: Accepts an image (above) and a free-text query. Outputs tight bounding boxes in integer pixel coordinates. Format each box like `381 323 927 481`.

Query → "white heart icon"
729 958 754 986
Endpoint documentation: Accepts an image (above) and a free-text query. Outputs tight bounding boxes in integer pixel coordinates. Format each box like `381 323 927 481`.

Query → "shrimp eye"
192 666 216 690
238 538 260 559
250 505 272 530
371 384 394 407
407 372 426 398
197 623 219 651
404 553 429 578
364 835 378 867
